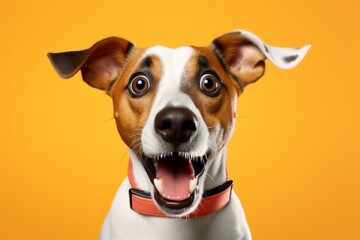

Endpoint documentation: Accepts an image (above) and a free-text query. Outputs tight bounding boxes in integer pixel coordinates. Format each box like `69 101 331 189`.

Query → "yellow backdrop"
1 0 359 239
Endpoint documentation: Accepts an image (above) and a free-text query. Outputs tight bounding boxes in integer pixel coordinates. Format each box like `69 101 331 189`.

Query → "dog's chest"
99 180 250 240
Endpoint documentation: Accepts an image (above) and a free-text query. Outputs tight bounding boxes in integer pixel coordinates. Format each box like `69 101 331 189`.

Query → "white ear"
235 30 311 69
212 30 311 86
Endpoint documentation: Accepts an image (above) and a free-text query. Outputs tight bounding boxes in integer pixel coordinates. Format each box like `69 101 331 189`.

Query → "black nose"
155 107 198 147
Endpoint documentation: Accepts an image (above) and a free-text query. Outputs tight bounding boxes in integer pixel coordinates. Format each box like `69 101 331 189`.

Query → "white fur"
141 46 208 161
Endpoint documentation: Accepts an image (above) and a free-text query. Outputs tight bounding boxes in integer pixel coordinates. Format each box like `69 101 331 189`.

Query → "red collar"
127 160 233 218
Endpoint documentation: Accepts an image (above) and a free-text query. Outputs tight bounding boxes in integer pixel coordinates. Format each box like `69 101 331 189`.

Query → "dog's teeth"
154 178 163 195
189 178 197 193
154 160 158 170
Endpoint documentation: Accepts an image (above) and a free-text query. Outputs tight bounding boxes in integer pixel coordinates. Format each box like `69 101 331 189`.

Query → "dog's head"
48 30 310 217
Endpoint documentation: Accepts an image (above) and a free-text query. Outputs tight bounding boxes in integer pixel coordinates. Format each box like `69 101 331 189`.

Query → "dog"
48 30 310 240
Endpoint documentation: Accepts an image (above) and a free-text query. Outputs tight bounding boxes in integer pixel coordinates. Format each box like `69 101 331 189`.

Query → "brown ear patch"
48 37 134 91
212 32 266 86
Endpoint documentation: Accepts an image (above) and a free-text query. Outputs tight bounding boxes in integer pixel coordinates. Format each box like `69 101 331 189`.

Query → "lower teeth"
189 178 197 193
154 178 163 195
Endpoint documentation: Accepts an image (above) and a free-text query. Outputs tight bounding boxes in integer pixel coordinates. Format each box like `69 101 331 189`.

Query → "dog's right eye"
128 75 151 97
199 73 221 96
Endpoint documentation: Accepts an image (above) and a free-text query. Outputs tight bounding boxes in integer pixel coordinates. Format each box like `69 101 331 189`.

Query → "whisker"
119 149 128 163
206 172 215 182
235 112 247 119
100 116 115 122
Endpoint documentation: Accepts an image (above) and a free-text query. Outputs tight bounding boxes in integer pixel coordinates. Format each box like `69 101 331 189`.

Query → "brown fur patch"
181 47 240 151
110 49 163 154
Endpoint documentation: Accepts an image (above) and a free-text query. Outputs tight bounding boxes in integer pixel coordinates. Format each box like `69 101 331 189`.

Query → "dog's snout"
155 107 197 147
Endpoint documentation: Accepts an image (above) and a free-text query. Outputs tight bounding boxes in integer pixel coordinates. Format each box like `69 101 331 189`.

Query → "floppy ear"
212 30 311 86
48 37 134 91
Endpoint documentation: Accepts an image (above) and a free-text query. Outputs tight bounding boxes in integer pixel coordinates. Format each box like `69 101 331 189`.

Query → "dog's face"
48 30 310 217
112 45 241 215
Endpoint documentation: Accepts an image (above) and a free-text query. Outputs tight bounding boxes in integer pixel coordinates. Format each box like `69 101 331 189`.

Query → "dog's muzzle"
140 107 210 215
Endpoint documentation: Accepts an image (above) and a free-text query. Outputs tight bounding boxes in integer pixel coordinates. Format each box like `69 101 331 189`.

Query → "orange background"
0 0 359 239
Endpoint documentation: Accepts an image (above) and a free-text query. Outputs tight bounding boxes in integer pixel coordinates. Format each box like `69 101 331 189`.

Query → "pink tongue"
156 158 195 201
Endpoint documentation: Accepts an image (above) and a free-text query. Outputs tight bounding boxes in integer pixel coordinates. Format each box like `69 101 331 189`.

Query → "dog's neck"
204 148 228 190
128 148 228 192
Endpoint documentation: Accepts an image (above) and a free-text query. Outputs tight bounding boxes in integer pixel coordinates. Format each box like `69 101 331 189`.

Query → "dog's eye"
199 74 221 96
128 75 151 97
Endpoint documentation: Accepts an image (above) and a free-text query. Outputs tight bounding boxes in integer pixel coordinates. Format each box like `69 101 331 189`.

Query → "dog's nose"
155 107 198 147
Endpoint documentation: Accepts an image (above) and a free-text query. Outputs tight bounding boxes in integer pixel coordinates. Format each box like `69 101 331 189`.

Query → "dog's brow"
198 55 209 68
140 56 153 69
196 55 212 78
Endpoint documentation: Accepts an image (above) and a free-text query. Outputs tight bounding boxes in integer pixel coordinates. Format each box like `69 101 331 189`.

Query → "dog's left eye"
199 73 221 96
128 75 151 97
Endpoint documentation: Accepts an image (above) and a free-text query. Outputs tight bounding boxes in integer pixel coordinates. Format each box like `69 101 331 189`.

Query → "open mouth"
141 150 210 215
